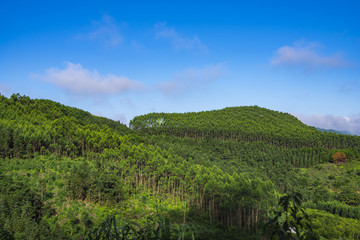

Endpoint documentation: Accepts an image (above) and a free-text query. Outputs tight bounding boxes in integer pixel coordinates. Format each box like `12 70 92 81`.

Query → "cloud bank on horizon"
294 113 360 136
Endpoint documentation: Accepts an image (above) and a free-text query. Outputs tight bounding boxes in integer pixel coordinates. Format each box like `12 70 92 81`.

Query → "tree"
331 152 346 164
264 192 319 240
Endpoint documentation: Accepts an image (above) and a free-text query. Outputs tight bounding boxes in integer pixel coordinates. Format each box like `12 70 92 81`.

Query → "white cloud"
293 113 360 135
271 41 349 70
158 63 224 94
154 22 207 52
33 62 144 95
79 14 123 47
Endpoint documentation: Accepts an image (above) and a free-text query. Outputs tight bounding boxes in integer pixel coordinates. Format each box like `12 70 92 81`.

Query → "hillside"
130 106 360 149
0 93 131 133
0 94 277 239
0 93 132 158
1 94 360 239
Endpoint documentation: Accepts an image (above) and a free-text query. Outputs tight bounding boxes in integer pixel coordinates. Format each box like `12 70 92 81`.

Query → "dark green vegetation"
1 94 360 239
130 107 360 149
264 192 319 240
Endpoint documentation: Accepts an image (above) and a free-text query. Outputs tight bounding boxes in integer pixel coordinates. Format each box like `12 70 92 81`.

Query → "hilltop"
130 106 360 149
0 93 132 158
0 93 131 133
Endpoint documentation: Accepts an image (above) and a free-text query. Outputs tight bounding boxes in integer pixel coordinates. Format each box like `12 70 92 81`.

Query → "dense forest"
1 94 360 239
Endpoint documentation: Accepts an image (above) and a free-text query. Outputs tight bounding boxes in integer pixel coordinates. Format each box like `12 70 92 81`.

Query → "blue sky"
1 0 360 134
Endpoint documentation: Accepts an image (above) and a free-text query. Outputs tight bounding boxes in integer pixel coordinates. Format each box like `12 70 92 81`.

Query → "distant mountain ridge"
315 127 352 135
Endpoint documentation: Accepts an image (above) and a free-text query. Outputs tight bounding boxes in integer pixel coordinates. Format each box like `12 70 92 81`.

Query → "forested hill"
0 93 130 133
0 94 132 158
130 106 360 149
2 94 360 239
0 94 280 239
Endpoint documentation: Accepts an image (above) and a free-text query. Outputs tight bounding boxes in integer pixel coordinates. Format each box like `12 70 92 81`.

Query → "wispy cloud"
0 83 11 96
78 14 124 47
119 96 136 109
131 40 145 53
158 63 224 95
271 40 349 71
154 22 207 52
114 113 128 124
32 62 144 95
293 113 360 135
338 81 360 94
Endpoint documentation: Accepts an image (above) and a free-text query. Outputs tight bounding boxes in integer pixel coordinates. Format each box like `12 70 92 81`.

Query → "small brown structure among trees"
332 152 347 164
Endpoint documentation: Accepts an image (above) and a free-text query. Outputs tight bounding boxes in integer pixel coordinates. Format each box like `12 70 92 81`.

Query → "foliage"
0 174 65 239
331 152 346 164
86 214 175 240
264 192 319 240
1 94 360 239
307 209 360 239
130 106 360 149
0 94 132 158
304 200 360 220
